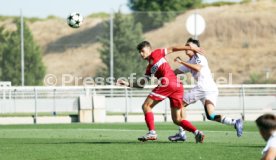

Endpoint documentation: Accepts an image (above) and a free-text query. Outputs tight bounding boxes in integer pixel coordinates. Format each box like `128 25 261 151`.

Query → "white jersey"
262 131 276 156
178 53 217 91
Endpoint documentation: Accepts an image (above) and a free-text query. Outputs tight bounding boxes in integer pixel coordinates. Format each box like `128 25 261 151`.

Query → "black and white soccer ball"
67 12 84 28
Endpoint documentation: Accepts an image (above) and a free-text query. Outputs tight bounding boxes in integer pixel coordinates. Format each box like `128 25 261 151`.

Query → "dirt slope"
17 0 276 85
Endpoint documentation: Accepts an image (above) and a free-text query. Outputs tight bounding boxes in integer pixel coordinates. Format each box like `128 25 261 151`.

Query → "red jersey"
145 48 177 84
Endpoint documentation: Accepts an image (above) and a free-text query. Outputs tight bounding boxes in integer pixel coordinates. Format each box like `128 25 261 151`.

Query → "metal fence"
0 85 275 120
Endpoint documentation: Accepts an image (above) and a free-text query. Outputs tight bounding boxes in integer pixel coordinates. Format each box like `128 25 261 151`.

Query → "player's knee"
142 103 150 112
142 102 150 108
142 104 146 112
172 119 179 125
172 117 181 125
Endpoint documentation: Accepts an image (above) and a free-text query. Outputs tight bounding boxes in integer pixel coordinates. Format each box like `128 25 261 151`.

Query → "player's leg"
142 96 160 131
168 87 202 142
179 102 188 132
170 106 204 143
169 84 205 143
180 101 189 118
203 100 221 122
138 96 161 141
168 101 189 142
203 99 243 137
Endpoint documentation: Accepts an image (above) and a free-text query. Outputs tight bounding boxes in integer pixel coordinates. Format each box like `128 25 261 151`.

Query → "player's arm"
262 147 276 160
174 57 201 72
166 43 204 54
116 77 148 89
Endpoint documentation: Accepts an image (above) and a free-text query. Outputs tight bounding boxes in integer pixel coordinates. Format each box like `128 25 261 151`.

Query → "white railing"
0 84 275 121
1 84 276 97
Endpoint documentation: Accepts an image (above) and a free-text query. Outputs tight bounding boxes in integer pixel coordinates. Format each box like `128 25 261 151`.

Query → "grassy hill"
1 0 276 85
144 0 276 84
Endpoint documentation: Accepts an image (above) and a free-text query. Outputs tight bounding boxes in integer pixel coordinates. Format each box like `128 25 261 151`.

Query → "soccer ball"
67 12 84 28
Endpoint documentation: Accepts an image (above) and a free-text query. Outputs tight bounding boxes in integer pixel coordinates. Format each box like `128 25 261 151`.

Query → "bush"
244 72 276 84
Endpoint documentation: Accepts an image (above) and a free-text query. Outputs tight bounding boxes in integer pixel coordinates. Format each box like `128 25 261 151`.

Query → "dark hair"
256 114 276 131
186 37 200 47
137 41 151 52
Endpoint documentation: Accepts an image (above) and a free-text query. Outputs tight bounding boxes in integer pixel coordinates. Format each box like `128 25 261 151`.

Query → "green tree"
1 18 45 85
98 12 146 83
128 0 201 31
0 26 9 77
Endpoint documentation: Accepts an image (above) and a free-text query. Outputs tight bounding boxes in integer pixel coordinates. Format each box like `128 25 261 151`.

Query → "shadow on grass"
225 145 264 149
23 141 195 145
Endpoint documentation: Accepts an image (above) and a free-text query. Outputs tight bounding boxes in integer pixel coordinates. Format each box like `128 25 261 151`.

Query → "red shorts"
148 81 184 108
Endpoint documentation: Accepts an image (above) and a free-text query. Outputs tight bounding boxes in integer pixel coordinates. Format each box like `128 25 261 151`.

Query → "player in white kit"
256 114 276 160
168 38 243 142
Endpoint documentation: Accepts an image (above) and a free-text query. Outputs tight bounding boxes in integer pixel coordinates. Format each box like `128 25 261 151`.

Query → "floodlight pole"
194 11 197 40
110 9 114 86
20 9 25 86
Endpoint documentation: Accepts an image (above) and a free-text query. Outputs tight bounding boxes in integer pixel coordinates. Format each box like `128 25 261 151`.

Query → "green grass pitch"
0 122 264 160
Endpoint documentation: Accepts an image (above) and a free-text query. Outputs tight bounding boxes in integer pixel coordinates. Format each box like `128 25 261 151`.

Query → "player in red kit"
117 41 205 143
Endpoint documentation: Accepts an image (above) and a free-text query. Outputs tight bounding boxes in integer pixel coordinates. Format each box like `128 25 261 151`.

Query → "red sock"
180 120 197 133
145 112 155 131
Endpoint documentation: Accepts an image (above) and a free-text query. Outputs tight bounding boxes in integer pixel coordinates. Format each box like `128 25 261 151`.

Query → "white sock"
149 130 156 134
221 117 236 126
193 130 199 136
178 127 185 136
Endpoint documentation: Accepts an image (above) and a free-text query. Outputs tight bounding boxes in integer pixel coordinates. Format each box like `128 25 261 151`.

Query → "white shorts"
184 86 219 106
